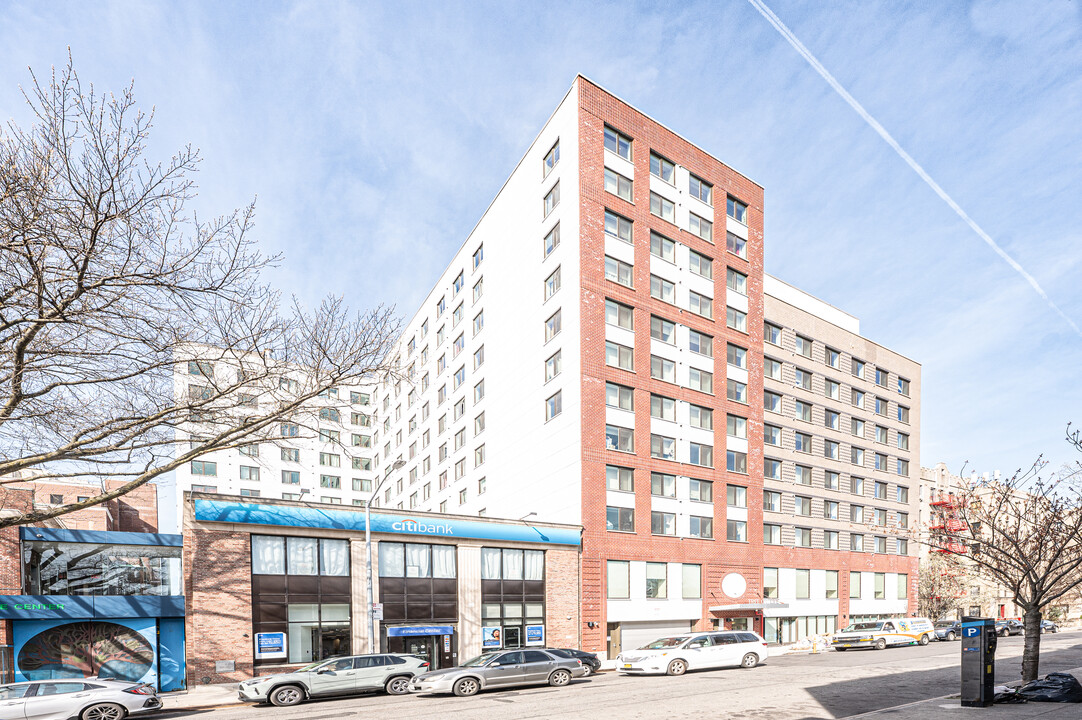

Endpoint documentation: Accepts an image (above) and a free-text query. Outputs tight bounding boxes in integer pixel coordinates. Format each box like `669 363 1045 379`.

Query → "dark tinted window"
738 633 760 643
711 634 737 645
495 652 523 665
354 656 382 668
545 649 572 658
323 658 354 672
522 651 551 663
387 655 406 665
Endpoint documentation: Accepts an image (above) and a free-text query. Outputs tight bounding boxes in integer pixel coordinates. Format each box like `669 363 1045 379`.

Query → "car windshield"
641 636 689 649
298 660 334 672
460 653 500 667
842 622 882 632
935 622 955 628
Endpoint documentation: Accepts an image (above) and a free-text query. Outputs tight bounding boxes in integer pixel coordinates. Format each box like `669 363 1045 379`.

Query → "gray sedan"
0 678 161 720
409 649 587 697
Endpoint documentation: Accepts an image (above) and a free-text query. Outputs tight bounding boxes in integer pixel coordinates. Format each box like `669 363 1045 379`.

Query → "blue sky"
3 0 1081 480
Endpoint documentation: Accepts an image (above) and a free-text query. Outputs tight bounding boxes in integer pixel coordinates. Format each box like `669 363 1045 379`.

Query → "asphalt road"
165 632 1082 720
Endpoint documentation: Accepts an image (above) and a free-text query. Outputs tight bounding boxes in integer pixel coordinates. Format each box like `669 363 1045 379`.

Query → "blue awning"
387 625 454 637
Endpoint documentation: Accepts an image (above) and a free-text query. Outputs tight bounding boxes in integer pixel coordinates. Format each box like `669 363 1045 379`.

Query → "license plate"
622 664 632 668
842 644 853 647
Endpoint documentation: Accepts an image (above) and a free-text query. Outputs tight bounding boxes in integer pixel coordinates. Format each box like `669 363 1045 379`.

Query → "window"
825 409 839 430
545 391 562 421
850 504 864 522
689 173 712 204
898 539 909 555
874 509 888 527
689 330 713 357
683 564 702 599
795 569 811 599
606 382 634 411
851 447 865 466
764 458 782 480
690 479 713 502
795 527 812 547
544 267 561 300
875 425 888 444
651 472 676 497
282 447 300 462
474 412 486 435
607 506 634 532
474 346 485 370
474 380 485 403
607 560 630 599
763 390 781 412
824 530 839 549
606 341 634 371
650 394 676 421
604 125 632 160
318 452 340 467
474 310 486 335
605 256 634 287
724 307 746 333
726 197 747 223
898 511 909 529
473 244 484 270
897 459 910 476
726 414 746 438
692 516 716 539
453 334 465 358
795 368 812 391
604 209 633 243
605 299 634 330
282 470 300 485
545 350 562 382
851 476 864 495
764 357 782 380
650 192 675 223
795 495 812 516
727 343 746 368
897 486 909 503
722 268 747 298
795 335 812 358
320 475 341 489
651 512 676 536
544 223 560 257
688 367 712 393
764 322 782 345
726 484 747 508
875 453 888 471
898 405 910 423
725 449 745 473
896 573 908 600
726 231 747 259
852 359 865 379
191 460 216 476
897 432 910 451
646 562 668 598
280 422 299 438
851 417 865 437
606 465 634 492
849 571 862 598
650 355 675 382
795 400 812 423
453 366 465 389
795 464 812 485
543 140 559 177
650 275 675 303
453 272 464 296
651 434 676 460
874 572 886 599
875 396 888 416
825 471 839 490
650 152 675 182
545 310 562 342
763 490 781 512
826 348 840 368
690 291 713 319
649 230 675 260
764 524 781 545
764 424 781 446
606 425 634 452
690 250 713 279
763 568 779 598
604 168 633 202
794 431 811 453
726 519 746 542
874 480 888 499
688 212 712 241
898 377 910 396
824 440 839 460
543 182 560 217
851 534 864 552
825 500 838 520
651 316 675 343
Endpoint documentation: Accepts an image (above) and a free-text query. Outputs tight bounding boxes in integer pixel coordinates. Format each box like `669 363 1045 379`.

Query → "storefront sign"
0 595 184 620
482 626 501 648
0 602 65 613
193 499 582 546
387 625 454 637
525 625 545 646
254 632 287 660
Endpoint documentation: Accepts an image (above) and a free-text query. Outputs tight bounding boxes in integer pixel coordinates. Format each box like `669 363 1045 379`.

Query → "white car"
616 630 770 676
0 678 161 720
832 617 935 651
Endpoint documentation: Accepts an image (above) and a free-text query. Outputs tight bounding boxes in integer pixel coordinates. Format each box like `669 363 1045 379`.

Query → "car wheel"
834 647 847 652
269 685 304 707
81 703 126 720
740 653 759 668
549 669 572 687
385 676 412 695
946 631 956 642
580 664 594 677
999 629 1008 637
666 659 687 676
874 638 887 650
453 677 480 697
919 634 930 646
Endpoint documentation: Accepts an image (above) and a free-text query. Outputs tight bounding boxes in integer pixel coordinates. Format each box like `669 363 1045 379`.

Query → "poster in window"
525 625 545 646
482 626 501 648
254 632 287 660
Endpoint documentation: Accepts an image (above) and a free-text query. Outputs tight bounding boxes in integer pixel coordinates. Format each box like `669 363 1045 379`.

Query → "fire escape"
929 491 969 555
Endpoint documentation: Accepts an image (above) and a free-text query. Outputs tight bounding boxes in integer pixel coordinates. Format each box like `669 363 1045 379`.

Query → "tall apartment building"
760 277 920 643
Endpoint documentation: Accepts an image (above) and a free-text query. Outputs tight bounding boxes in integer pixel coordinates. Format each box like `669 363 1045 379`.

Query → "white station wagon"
616 630 770 676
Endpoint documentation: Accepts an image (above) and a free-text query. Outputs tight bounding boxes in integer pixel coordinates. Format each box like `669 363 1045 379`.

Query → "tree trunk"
1021 608 1043 683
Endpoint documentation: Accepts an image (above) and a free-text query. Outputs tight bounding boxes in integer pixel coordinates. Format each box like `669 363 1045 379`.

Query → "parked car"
615 630 769 675
541 648 602 675
995 619 1024 637
1041 620 1059 634
409 649 586 697
0 678 160 720
238 654 429 706
934 620 963 641
832 617 935 650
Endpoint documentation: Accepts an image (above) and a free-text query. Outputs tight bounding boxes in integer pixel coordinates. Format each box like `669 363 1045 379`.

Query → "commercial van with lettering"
832 617 934 651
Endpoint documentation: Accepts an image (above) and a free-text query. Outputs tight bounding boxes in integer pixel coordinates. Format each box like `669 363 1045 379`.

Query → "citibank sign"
392 519 454 535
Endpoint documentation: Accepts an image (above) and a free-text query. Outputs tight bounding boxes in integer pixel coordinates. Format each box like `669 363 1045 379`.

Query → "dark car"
1041 620 1059 634
542 648 601 675
995 619 1024 637
933 620 962 641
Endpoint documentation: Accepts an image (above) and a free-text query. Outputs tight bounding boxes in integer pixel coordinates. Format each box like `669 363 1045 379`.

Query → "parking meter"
960 616 997 707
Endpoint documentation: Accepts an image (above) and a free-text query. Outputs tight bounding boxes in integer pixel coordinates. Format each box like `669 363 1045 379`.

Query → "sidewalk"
160 683 243 712
851 668 1082 718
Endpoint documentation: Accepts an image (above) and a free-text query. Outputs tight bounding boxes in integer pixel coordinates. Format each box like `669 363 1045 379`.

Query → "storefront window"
480 548 543 580
22 540 181 596
252 536 349 577
286 603 350 663
480 547 545 649
287 538 318 575
379 543 456 578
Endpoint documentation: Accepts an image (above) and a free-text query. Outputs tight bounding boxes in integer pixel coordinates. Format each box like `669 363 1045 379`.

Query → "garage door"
619 621 695 654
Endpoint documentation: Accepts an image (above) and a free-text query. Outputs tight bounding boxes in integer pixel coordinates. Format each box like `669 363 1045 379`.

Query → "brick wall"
544 546 581 648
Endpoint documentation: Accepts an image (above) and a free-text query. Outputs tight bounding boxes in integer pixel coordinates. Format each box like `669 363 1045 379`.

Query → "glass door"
503 626 523 648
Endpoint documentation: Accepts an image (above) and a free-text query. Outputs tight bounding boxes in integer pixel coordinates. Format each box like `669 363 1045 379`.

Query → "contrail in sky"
746 0 1081 337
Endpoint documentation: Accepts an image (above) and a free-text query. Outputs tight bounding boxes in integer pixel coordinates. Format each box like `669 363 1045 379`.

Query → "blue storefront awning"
387 625 454 637
0 595 185 620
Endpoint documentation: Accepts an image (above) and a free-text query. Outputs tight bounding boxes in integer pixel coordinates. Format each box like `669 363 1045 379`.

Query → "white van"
616 630 770 675
832 617 935 651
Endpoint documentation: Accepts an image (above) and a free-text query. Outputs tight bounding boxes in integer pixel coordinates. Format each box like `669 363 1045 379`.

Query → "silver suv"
238 654 428 706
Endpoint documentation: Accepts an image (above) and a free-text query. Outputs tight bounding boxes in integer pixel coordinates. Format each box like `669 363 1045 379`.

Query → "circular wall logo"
721 573 747 599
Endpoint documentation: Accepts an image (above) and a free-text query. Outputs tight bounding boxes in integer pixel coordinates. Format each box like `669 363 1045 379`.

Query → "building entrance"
384 625 456 670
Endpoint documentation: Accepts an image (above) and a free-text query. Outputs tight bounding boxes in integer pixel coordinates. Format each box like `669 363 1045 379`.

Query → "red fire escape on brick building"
929 491 969 555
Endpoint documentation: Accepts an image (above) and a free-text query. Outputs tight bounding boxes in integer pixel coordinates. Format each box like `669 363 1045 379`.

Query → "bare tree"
0 57 399 528
916 552 967 621
926 437 1082 682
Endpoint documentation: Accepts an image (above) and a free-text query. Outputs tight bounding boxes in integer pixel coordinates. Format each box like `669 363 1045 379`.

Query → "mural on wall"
17 620 155 682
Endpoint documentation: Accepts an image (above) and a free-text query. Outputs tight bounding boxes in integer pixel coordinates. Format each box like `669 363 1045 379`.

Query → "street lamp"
366 459 405 651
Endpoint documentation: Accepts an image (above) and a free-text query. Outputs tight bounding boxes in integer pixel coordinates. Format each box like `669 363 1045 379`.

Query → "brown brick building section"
577 77 767 652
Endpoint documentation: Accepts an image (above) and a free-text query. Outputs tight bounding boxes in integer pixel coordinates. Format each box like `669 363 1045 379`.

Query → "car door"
307 657 358 695
680 636 712 669
481 651 524 687
21 681 91 720
352 656 387 691
520 650 557 684
710 634 741 667
0 683 31 720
